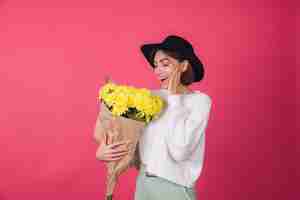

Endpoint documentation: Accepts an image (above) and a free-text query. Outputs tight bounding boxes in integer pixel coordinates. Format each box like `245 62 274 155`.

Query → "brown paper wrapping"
97 100 145 200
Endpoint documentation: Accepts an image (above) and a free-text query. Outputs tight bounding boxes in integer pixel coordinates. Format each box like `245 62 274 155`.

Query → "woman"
94 35 212 200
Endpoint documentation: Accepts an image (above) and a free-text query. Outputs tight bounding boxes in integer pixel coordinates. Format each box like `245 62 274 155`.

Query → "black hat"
140 35 204 82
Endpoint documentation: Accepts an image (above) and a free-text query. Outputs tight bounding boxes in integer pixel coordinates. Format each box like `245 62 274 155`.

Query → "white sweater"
138 88 212 188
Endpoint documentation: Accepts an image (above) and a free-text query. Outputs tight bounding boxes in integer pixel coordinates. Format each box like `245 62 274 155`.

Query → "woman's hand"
96 132 131 162
96 119 132 162
167 65 182 94
96 136 131 162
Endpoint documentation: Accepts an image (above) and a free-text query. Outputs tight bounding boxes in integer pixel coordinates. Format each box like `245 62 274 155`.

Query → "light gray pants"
134 165 197 200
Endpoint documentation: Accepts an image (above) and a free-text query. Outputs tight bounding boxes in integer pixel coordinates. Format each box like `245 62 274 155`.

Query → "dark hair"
149 48 194 86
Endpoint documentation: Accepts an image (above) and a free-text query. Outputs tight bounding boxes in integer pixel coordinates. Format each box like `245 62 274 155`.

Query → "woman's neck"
160 84 192 94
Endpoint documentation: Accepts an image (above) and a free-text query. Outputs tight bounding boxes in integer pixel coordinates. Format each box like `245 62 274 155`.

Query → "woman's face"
153 50 182 87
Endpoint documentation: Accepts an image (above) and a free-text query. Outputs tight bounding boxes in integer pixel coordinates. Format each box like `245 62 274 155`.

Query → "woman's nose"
154 68 165 77
153 66 161 73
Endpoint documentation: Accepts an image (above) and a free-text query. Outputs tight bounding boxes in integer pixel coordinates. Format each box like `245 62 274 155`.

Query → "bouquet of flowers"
96 78 165 200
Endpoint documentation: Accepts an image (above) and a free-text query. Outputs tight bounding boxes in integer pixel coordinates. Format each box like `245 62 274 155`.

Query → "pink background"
0 0 297 199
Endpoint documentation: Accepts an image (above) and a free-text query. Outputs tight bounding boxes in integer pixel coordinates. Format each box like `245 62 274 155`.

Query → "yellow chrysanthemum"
98 82 165 123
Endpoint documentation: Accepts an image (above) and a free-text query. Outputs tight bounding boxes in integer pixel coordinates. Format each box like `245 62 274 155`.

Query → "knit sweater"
138 88 212 188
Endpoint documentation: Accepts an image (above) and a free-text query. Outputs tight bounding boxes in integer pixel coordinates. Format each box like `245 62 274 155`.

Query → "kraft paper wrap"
97 100 145 200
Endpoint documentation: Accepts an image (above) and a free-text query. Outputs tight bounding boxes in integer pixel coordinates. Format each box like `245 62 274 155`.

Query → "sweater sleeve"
165 93 212 162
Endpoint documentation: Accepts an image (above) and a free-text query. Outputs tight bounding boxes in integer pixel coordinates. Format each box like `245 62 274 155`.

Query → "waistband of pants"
140 163 159 177
139 163 196 190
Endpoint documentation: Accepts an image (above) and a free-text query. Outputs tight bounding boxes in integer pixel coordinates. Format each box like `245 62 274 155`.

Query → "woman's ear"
180 60 189 72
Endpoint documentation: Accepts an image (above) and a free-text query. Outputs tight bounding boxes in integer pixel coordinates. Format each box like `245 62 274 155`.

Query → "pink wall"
0 0 296 199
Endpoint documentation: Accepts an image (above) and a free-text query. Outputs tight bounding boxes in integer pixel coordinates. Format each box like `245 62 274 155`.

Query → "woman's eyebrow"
154 58 169 65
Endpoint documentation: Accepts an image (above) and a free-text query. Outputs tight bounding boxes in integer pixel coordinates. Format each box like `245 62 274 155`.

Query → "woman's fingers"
175 67 181 85
105 148 129 156
106 156 127 161
102 142 134 162
168 69 177 93
103 148 130 161
168 66 182 94
106 152 130 161
107 140 131 149
109 150 130 158
109 145 131 153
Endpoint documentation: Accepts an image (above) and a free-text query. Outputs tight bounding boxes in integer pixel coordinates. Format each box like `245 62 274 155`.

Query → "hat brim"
140 43 164 68
140 43 204 82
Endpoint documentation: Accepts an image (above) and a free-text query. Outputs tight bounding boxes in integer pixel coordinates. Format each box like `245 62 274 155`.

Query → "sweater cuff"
167 94 183 108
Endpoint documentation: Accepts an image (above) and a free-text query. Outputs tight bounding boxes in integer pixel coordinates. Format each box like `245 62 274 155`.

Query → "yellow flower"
98 82 165 123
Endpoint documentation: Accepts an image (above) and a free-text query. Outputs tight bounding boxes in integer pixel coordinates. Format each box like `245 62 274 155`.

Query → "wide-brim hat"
140 35 204 82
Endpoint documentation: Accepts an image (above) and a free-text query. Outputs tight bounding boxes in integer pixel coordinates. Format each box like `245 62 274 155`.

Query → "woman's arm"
165 93 212 162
